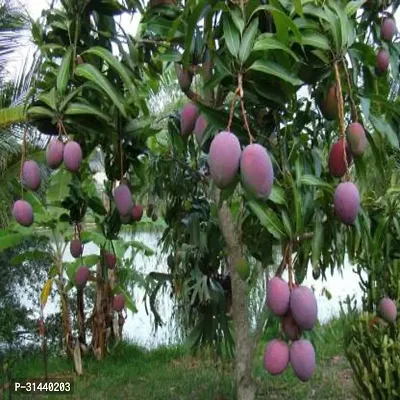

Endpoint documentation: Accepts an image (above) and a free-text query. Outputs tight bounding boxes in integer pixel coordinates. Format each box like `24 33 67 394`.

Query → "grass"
2 318 355 400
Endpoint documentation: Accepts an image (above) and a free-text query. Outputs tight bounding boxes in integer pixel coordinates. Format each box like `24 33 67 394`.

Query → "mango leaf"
27 106 56 119
80 230 107 247
281 210 293 238
47 169 72 203
75 64 127 118
57 47 72 95
293 0 303 16
269 185 286 205
369 114 399 148
238 18 259 65
249 60 303 86
247 200 286 239
323 4 341 53
300 175 334 193
24 191 46 214
253 35 299 61
345 0 366 16
81 254 100 267
128 240 155 256
0 232 26 252
83 46 136 95
312 213 323 268
40 278 54 307
329 0 350 50
115 286 138 313
230 7 244 34
223 14 240 58
182 0 208 65
38 88 57 111
64 102 111 123
250 5 301 43
301 32 331 51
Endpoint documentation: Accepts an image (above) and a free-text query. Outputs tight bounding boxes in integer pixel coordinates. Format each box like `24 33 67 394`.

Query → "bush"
343 312 400 399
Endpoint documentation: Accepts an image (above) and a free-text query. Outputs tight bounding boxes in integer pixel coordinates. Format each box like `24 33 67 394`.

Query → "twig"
334 61 350 181
227 87 239 132
287 243 294 289
238 73 254 143
342 59 358 123
19 126 28 197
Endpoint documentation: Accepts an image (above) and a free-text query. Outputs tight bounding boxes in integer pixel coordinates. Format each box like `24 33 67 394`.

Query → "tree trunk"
217 195 256 400
77 288 86 344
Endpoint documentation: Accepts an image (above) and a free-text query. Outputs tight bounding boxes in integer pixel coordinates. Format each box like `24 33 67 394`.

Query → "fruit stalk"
333 61 350 179
238 73 254 144
342 59 359 123
226 87 239 132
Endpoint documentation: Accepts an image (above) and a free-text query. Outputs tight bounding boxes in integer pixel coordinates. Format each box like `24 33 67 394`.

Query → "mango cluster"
13 139 83 228
264 277 318 382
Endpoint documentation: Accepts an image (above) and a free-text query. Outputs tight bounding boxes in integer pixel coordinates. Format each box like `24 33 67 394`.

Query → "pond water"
39 232 363 349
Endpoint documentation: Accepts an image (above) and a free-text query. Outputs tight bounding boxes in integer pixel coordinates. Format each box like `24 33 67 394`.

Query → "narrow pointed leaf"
75 64 127 117
249 60 303 86
223 14 240 57
64 102 111 123
238 18 259 65
57 48 72 95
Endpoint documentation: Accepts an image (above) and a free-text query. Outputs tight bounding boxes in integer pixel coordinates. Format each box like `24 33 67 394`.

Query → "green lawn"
2 318 355 399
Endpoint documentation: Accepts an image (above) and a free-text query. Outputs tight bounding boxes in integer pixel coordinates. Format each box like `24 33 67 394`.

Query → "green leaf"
47 169 72 203
281 210 292 238
238 18 259 65
269 185 286 205
0 232 26 252
345 0 366 16
369 114 399 148
128 240 155 256
27 106 56 119
253 35 299 61
329 0 350 50
64 102 111 123
301 32 331 51
323 4 341 53
38 88 57 111
40 279 54 307
230 7 244 35
83 46 136 95
57 48 72 95
182 0 208 65
247 200 286 239
300 175 334 193
75 64 127 118
250 5 301 43
294 0 303 16
249 60 303 86
311 213 323 268
223 14 240 58
24 191 46 214
80 230 107 247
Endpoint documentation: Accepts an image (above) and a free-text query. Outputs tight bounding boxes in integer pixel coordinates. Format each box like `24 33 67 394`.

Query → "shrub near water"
208 131 241 189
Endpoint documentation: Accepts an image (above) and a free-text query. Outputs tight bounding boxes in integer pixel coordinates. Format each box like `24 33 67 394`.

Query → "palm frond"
0 0 28 74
